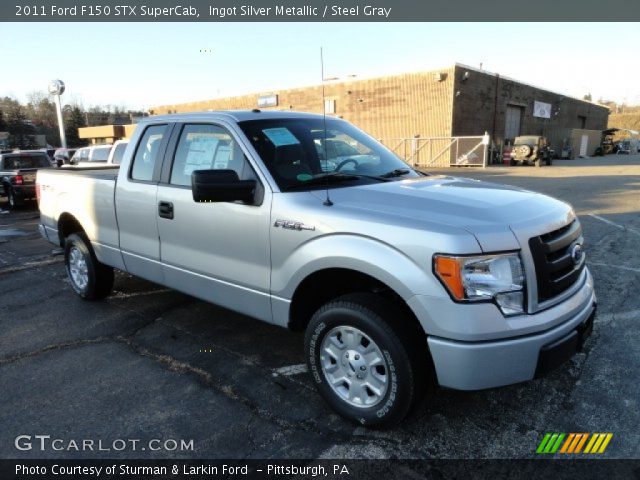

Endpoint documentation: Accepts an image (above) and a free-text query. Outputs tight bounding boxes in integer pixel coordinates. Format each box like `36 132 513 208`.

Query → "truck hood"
310 175 573 251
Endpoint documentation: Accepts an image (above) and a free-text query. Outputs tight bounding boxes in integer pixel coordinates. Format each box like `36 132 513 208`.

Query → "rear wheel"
304 293 426 427
7 186 21 209
64 233 114 300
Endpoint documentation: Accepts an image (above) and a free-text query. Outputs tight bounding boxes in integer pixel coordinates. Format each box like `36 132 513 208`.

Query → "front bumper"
426 276 596 390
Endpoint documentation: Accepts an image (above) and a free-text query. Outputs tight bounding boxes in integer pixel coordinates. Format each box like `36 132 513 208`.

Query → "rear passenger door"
156 122 273 323
115 123 171 283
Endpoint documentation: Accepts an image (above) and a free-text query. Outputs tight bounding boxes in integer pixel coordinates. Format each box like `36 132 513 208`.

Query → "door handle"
158 201 174 219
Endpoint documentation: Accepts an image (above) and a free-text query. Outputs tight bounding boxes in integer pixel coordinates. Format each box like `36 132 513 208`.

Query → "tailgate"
18 168 39 184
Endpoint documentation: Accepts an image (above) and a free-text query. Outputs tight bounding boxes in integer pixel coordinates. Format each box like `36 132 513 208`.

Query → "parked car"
37 111 595 426
510 135 552 166
67 145 112 167
616 138 639 155
106 140 128 165
53 148 77 167
1 150 52 208
42 149 57 162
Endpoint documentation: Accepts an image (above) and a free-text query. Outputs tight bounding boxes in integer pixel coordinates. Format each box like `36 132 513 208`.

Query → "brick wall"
451 65 610 152
151 68 456 141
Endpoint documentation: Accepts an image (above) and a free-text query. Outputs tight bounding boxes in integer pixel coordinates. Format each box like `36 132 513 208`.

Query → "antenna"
320 47 333 207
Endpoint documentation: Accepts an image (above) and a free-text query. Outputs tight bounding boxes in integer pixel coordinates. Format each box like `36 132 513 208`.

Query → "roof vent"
252 108 261 113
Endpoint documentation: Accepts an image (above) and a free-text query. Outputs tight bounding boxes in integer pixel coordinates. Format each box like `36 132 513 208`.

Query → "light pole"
48 79 67 148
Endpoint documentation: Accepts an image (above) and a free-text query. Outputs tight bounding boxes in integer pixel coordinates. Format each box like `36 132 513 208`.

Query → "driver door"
156 122 273 323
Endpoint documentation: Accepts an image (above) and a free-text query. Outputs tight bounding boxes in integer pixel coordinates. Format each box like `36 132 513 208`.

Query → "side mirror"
192 169 256 203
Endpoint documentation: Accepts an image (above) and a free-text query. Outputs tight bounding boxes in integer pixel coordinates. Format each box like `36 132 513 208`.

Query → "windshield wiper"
282 173 362 191
378 168 412 178
283 171 398 192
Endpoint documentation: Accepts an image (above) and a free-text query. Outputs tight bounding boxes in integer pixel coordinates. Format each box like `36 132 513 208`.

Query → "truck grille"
529 220 585 303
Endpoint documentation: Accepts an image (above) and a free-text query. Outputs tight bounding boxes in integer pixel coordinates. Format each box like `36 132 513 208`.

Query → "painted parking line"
587 214 640 237
272 364 308 376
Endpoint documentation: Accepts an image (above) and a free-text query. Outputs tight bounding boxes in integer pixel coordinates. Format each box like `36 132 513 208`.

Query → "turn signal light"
434 256 464 300
14 175 24 185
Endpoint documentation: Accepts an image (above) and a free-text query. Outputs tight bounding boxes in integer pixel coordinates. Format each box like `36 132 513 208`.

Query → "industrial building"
150 63 610 159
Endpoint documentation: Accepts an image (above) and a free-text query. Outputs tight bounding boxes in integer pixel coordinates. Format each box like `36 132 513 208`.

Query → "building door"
505 105 524 142
579 135 589 157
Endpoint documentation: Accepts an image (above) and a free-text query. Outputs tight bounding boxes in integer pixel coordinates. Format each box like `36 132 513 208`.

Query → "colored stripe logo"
536 433 613 454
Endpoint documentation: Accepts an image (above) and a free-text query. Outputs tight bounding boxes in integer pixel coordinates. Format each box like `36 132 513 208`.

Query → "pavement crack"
0 336 114 367
0 256 64 276
115 335 393 443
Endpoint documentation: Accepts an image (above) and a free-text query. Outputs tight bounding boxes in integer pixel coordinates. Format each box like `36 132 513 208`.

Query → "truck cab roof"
145 110 332 124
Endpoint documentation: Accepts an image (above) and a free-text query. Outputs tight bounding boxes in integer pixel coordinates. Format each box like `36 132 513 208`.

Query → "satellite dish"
48 79 65 95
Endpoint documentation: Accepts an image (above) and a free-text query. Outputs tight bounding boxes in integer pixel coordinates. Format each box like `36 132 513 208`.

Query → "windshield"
238 117 418 191
91 146 111 162
514 136 540 146
2 154 51 169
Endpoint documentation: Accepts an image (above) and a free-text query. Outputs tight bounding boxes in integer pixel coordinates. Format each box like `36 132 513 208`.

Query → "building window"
324 99 336 114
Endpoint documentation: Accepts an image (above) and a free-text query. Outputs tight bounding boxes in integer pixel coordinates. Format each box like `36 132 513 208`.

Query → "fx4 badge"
274 220 315 231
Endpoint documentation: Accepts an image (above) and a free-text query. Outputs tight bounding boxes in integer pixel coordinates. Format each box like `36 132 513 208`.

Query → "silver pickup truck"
37 111 596 426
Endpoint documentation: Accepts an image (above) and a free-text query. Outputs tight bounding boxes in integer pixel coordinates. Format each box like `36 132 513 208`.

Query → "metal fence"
382 135 490 168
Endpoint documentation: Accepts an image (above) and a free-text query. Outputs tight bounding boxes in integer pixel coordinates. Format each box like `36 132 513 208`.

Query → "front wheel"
64 233 114 300
304 293 426 427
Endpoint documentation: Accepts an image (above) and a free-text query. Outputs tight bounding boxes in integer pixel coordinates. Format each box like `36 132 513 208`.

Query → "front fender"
271 233 445 302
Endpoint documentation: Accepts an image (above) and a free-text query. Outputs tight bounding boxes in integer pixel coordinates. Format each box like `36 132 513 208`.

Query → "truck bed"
37 166 120 253
46 166 119 181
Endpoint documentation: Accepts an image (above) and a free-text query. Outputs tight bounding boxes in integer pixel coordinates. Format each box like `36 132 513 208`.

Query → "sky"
1 22 639 111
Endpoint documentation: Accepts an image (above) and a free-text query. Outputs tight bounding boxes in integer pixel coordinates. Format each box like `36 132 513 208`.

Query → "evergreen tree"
5 104 37 149
64 105 88 148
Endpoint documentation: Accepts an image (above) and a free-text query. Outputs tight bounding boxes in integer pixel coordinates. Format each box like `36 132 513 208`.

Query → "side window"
170 124 249 187
131 125 166 182
80 149 89 161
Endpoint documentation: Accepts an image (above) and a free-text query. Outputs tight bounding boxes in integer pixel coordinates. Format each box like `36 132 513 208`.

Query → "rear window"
2 154 51 169
111 143 128 165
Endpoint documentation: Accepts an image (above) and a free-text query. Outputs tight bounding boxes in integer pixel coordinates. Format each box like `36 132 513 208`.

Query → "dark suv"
510 136 552 166
0 151 52 208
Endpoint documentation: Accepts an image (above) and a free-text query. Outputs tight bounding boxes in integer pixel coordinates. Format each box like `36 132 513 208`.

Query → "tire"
64 233 114 300
509 158 516 166
7 186 21 209
546 157 552 166
304 293 426 427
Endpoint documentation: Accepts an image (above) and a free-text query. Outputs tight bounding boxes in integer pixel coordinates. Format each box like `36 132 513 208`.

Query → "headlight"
434 253 525 315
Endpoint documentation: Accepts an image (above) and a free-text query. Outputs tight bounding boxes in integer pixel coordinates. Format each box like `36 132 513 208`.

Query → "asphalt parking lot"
1 155 639 460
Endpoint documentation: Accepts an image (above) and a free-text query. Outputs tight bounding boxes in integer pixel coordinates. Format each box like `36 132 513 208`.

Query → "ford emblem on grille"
571 244 583 265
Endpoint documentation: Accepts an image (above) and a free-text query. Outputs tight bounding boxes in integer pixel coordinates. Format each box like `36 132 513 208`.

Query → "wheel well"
288 268 423 335
57 213 85 247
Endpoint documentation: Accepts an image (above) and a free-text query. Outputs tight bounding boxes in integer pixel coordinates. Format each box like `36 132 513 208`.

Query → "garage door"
505 105 524 142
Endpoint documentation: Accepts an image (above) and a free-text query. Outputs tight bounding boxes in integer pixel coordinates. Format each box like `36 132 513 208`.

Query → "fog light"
495 291 524 315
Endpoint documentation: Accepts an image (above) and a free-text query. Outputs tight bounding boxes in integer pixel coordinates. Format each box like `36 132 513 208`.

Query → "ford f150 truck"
37 111 596 426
